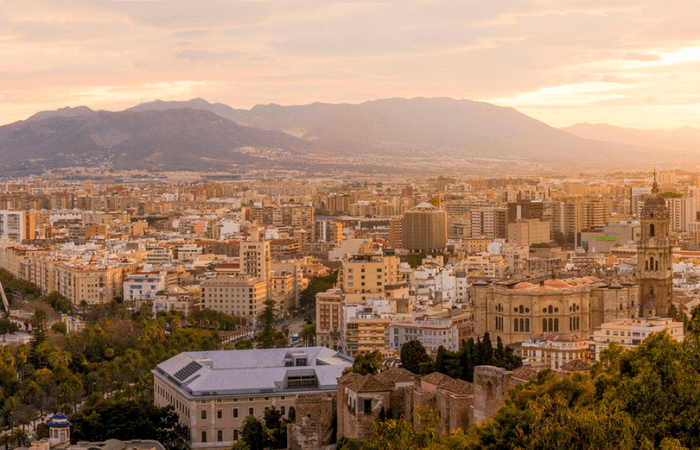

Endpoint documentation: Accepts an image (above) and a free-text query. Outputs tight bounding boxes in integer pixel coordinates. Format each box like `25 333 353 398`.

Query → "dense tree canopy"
299 272 338 309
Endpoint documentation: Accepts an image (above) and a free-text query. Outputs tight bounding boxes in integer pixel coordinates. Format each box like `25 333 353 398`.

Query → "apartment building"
589 318 683 361
315 288 343 351
341 298 392 357
338 243 400 305
54 263 124 305
389 317 460 353
199 275 267 324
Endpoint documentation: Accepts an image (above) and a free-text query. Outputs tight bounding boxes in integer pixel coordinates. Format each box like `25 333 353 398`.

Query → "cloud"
622 52 662 62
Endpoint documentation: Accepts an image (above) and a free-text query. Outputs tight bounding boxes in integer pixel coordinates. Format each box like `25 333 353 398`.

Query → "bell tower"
637 172 673 317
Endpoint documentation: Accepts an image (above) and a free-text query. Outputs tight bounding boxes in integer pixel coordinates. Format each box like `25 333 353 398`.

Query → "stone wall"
287 394 335 450
471 365 511 424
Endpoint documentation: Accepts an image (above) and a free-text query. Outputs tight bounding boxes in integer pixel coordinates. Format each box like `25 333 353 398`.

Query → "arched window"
548 318 553 332
655 260 659 271
548 305 553 314
520 318 524 332
650 224 655 237
525 318 530 332
650 257 655 270
519 305 524 314
576 316 580 330
543 318 548 332
514 318 519 332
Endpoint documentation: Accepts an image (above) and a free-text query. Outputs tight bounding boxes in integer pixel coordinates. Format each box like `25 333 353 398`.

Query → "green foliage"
400 341 433 375
0 319 18 335
299 272 338 309
70 397 189 450
299 323 316 346
234 339 255 350
44 292 72 314
190 308 244 330
255 300 286 349
364 408 441 450
241 415 267 450
344 350 383 375
50 322 67 335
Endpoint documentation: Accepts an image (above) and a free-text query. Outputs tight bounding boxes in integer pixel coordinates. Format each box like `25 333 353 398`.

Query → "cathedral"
472 178 673 344
636 175 673 317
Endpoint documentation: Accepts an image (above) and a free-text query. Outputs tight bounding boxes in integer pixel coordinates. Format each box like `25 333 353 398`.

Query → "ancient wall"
471 365 512 424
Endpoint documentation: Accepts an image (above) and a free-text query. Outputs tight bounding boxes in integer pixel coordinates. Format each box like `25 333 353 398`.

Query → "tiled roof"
348 375 393 393
560 359 591 372
375 367 417 384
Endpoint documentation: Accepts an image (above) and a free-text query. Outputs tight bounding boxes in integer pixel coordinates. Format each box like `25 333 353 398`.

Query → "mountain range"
0 97 694 175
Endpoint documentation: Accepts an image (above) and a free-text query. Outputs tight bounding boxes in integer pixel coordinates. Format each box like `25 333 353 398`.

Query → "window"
201 431 207 443
364 399 372 414
217 430 223 442
249 407 254 415
281 406 285 416
514 318 519 332
233 408 238 418
217 409 222 419
234 430 239 441
201 410 206 420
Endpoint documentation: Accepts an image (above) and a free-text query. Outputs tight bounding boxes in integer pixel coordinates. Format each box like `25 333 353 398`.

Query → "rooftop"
154 347 353 397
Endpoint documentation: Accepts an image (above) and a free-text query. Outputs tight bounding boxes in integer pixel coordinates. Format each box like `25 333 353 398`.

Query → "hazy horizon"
3 1 700 131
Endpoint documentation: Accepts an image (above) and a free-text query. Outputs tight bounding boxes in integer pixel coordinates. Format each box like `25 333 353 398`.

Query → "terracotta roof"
437 377 473 395
348 375 393 393
376 367 417 384
421 372 451 386
337 372 363 385
560 359 591 372
510 366 539 383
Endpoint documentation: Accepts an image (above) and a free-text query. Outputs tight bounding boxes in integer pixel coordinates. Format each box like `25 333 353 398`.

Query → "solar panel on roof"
174 361 203 381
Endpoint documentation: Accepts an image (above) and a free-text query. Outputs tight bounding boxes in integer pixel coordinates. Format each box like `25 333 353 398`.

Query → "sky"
2 0 700 129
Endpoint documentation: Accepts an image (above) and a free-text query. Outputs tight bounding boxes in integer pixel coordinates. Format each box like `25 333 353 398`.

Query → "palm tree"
10 428 26 448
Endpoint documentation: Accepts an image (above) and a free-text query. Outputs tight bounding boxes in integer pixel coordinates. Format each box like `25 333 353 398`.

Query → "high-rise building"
0 211 35 242
403 203 447 251
507 201 544 223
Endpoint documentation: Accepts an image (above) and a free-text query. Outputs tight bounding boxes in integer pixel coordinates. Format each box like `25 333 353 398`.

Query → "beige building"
507 219 550 246
199 275 267 324
472 277 640 345
154 347 352 450
521 335 589 369
316 288 343 351
338 243 401 305
403 203 447 252
54 263 124 305
341 298 393 357
589 317 683 360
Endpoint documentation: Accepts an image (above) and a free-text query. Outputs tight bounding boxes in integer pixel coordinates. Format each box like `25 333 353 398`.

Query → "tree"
264 407 286 449
240 415 267 450
255 300 285 349
29 308 47 367
0 320 18 336
299 323 315 346
299 272 338 309
50 322 67 334
344 350 383 375
400 341 433 375
234 339 255 350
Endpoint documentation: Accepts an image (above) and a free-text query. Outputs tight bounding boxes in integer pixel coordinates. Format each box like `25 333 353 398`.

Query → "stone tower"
637 173 673 317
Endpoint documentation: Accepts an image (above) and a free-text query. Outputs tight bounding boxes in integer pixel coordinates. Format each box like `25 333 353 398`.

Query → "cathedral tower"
637 174 673 317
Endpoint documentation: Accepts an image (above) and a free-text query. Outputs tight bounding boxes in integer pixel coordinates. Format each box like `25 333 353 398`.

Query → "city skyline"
2 1 700 130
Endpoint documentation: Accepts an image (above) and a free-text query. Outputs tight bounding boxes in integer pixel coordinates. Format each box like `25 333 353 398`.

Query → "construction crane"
0 281 9 312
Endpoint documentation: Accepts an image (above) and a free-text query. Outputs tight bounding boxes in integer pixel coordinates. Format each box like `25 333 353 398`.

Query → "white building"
588 317 684 361
389 316 460 353
0 211 26 242
124 271 167 304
